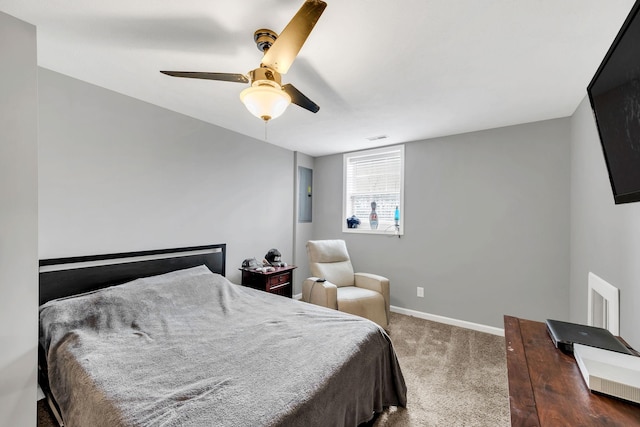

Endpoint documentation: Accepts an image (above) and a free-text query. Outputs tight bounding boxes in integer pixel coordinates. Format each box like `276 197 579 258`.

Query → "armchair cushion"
307 240 355 287
337 287 387 328
307 239 350 263
312 262 354 287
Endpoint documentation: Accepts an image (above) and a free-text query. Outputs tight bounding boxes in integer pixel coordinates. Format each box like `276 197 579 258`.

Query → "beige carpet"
37 312 510 426
374 312 510 426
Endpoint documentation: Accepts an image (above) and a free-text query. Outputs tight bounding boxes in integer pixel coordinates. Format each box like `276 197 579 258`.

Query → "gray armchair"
301 239 390 328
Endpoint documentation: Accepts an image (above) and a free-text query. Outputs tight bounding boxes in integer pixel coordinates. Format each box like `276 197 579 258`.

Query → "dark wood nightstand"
240 266 297 298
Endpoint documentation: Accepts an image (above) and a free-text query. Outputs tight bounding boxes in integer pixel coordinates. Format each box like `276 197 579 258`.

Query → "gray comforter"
40 266 406 427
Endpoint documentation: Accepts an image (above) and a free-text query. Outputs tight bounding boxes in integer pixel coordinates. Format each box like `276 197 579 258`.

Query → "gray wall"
313 119 571 328
570 97 640 349
0 11 38 427
38 68 294 284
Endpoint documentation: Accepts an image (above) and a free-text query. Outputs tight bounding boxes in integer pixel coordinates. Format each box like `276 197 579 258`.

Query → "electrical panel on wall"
298 166 312 222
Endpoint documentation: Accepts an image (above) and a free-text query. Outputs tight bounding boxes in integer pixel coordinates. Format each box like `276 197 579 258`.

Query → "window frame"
342 144 405 235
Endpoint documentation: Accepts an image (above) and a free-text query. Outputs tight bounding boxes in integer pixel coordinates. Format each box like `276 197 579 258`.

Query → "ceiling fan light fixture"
162 0 326 121
240 82 291 122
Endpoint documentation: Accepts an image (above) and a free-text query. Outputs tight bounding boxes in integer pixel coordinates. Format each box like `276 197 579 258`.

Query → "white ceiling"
0 0 636 156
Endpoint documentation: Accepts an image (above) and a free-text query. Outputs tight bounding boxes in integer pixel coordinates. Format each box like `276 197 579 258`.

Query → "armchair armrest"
302 277 338 310
354 272 390 322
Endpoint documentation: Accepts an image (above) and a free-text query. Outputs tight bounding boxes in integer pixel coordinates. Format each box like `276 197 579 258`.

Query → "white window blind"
343 145 404 234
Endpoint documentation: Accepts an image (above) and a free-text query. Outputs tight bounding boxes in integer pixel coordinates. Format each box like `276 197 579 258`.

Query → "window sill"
342 227 403 236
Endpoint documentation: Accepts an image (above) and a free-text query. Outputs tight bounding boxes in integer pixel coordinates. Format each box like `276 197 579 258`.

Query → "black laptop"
546 319 633 355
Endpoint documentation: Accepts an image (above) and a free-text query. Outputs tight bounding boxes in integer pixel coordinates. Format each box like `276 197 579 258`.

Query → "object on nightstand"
265 248 286 267
241 258 261 270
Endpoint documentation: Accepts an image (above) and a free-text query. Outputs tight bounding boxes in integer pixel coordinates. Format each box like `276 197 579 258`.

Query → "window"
343 145 404 235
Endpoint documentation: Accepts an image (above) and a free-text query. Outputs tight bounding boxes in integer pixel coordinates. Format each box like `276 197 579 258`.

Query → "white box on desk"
574 343 640 404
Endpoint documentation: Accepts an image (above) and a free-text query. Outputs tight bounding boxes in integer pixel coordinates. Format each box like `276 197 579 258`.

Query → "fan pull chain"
264 120 268 141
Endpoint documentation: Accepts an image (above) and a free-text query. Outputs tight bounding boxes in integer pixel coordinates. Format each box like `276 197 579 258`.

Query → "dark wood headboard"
39 244 226 305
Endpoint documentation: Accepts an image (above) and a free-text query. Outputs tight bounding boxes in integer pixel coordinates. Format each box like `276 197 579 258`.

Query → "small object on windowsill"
346 215 360 229
369 201 379 230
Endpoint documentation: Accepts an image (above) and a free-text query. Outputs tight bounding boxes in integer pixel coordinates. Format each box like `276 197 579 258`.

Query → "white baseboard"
293 293 504 336
390 305 505 336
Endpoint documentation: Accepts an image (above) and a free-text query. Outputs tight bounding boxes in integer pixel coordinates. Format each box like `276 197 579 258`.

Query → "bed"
38 244 407 426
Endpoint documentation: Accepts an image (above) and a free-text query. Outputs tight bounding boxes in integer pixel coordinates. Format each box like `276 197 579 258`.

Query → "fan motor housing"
254 29 278 52
249 67 282 86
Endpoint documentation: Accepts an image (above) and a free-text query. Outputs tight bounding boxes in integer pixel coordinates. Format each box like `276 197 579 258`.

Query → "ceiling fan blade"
262 0 327 74
160 71 249 83
283 84 320 113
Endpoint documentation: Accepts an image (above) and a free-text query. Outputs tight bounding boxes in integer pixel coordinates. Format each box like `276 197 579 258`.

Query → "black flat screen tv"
588 0 640 204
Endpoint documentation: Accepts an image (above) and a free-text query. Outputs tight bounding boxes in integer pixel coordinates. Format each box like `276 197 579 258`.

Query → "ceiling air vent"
366 135 388 142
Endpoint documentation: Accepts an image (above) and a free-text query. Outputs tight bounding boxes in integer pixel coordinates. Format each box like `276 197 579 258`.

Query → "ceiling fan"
160 0 327 122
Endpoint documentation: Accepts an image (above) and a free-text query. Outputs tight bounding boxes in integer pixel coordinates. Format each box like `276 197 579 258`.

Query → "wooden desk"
504 315 640 426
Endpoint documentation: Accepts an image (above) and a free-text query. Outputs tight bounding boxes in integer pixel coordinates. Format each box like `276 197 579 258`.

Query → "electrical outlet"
417 287 424 298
